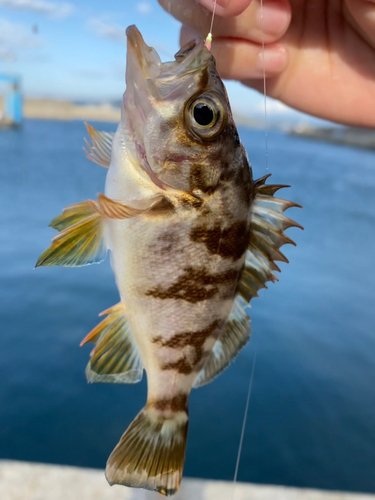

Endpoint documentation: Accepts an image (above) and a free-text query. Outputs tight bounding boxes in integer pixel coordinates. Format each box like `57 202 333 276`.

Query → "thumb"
345 0 375 46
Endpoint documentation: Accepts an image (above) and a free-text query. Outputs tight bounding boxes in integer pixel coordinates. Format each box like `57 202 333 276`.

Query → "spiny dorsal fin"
36 194 164 267
194 175 302 388
193 295 250 388
83 123 114 168
238 174 303 303
81 303 143 384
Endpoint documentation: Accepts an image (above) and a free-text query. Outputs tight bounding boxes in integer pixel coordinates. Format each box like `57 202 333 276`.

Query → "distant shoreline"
21 98 257 127
23 98 121 123
5 99 374 152
289 125 375 151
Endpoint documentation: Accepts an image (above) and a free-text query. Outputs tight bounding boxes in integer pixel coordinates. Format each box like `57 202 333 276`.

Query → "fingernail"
255 46 287 74
256 2 290 35
197 0 230 12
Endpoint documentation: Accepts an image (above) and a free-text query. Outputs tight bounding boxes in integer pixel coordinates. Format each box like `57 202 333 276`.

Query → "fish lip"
126 24 143 47
126 25 161 80
126 24 148 64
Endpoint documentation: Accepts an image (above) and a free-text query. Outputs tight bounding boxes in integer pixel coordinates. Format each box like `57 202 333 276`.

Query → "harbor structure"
0 73 22 128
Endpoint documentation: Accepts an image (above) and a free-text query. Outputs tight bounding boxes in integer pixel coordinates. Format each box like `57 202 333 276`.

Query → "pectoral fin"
81 303 143 384
36 194 163 267
95 193 163 218
49 201 98 232
83 123 114 168
36 201 107 267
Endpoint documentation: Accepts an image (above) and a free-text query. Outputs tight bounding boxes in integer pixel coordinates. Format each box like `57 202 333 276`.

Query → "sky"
0 0 324 124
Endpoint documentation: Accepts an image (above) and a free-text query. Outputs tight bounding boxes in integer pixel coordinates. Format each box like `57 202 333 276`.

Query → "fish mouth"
125 25 162 83
125 25 212 99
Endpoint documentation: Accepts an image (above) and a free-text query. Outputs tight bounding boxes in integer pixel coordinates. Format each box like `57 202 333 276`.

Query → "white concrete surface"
0 461 374 500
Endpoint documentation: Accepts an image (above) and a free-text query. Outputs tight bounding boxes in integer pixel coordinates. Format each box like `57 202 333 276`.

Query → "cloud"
0 0 74 19
136 2 152 14
0 17 45 61
88 18 125 43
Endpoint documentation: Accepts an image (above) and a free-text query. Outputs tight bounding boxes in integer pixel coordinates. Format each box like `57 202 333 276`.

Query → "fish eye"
193 102 214 127
185 93 227 140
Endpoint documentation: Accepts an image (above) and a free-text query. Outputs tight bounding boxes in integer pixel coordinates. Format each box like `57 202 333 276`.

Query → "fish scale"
36 25 302 497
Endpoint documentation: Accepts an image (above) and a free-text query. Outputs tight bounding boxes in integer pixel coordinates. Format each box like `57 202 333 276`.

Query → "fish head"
123 25 244 194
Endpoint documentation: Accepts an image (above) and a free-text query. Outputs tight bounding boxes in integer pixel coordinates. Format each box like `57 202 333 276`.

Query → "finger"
158 0 211 36
160 0 291 44
235 0 291 42
196 0 253 17
345 0 375 46
180 25 288 79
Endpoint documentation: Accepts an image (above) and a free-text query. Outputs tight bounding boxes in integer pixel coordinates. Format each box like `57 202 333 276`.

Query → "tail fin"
105 407 188 497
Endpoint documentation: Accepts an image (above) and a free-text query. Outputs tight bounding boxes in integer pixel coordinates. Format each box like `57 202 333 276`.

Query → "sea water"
0 120 374 493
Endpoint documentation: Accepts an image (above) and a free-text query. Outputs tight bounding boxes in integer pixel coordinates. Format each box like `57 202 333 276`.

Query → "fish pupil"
194 103 214 126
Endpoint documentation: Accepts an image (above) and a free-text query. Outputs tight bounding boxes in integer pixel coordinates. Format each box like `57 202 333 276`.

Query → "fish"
36 25 302 497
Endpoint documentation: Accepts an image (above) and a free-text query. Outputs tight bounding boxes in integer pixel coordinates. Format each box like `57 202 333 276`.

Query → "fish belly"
107 209 244 402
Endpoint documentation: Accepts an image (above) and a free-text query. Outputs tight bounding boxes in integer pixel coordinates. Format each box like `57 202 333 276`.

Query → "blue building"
0 74 22 127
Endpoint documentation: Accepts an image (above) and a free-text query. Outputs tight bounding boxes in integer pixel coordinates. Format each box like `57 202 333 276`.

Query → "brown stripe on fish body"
217 148 253 207
189 160 222 196
190 220 250 262
155 229 180 256
145 267 239 303
187 145 250 198
153 319 222 374
160 358 194 375
147 393 189 414
189 148 225 195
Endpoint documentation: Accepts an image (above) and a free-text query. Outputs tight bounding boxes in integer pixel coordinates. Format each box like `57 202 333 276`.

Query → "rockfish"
36 25 302 497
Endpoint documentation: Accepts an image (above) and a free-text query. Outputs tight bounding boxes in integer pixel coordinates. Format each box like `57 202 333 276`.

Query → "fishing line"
205 0 217 50
260 0 269 171
232 348 258 497
232 2 268 497
203 2 264 497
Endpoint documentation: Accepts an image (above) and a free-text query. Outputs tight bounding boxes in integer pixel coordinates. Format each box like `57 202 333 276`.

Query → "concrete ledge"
0 461 374 500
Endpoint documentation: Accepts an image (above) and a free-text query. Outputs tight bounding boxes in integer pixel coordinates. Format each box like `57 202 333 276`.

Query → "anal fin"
81 303 143 384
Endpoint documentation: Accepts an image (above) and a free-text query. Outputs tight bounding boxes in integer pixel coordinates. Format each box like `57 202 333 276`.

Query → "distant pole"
6 80 23 126
1 75 23 127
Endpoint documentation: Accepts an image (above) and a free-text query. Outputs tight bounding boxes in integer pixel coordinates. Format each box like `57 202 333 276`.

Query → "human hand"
158 0 375 127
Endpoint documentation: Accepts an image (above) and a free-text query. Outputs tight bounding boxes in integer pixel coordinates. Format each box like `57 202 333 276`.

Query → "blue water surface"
0 120 374 493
